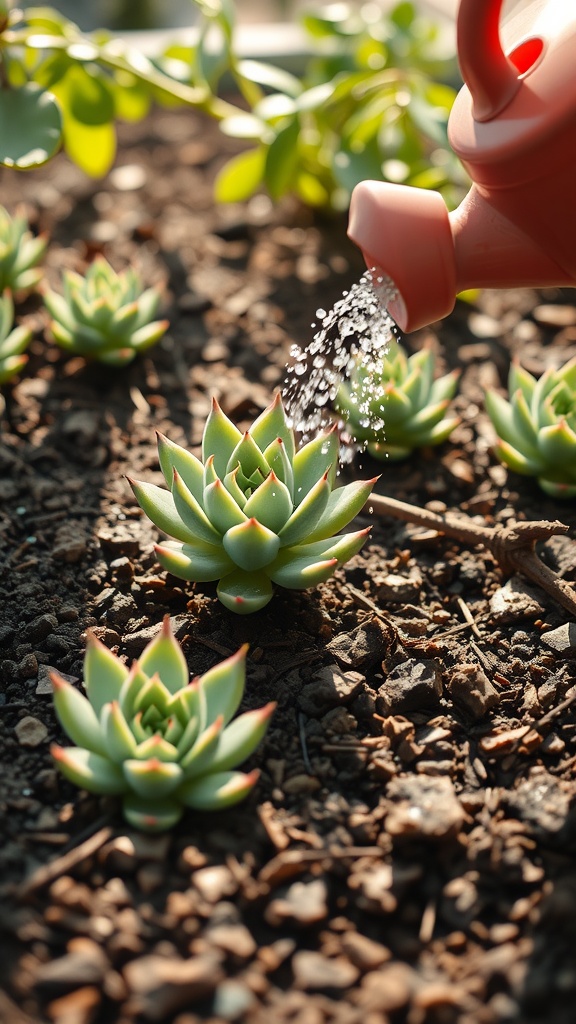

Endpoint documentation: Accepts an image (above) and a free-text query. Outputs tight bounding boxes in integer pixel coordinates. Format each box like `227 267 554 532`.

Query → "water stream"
282 269 399 462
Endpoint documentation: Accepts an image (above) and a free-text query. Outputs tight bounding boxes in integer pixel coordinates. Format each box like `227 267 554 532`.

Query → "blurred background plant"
1 0 466 209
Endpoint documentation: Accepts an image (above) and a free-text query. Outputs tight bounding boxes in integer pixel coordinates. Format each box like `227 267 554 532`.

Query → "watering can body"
348 0 576 332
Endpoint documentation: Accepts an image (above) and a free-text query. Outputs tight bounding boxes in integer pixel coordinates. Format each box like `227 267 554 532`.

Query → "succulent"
336 341 460 460
43 256 169 366
0 204 47 294
129 393 376 614
485 356 576 499
51 616 275 832
0 290 32 385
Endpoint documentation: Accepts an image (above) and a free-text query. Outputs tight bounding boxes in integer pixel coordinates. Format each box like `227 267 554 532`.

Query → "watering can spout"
348 0 576 333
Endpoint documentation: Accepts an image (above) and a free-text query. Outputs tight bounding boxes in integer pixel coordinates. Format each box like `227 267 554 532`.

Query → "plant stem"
367 492 576 618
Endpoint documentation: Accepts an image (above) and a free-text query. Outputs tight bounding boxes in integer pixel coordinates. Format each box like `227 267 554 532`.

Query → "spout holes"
508 37 544 76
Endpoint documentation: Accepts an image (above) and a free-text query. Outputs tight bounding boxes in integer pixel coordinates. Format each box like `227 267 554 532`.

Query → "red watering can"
348 0 576 332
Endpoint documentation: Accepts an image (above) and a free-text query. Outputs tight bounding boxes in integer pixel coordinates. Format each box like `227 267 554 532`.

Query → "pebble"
292 951 359 992
46 985 101 1024
532 304 576 327
36 664 78 696
34 938 108 994
298 665 363 716
206 923 257 961
109 162 147 190
379 659 442 713
122 953 223 1021
489 577 546 623
375 572 422 603
340 931 391 970
213 978 255 1020
448 663 500 719
506 768 572 841
541 622 576 656
326 617 393 669
265 878 328 928
354 963 415 1012
22 613 58 644
15 715 48 747
192 865 238 903
385 775 465 840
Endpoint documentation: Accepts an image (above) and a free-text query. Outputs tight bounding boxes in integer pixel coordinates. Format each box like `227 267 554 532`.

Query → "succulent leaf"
337 342 459 460
133 393 372 612
0 206 46 294
52 617 271 831
0 291 32 385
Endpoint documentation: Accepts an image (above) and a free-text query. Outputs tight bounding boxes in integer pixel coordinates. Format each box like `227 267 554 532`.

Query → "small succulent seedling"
43 256 169 366
129 393 376 614
51 616 275 832
486 356 576 498
0 290 32 384
336 341 460 460
0 204 46 294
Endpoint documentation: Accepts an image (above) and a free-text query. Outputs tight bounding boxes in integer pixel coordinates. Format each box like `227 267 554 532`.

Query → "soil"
1 106 576 1024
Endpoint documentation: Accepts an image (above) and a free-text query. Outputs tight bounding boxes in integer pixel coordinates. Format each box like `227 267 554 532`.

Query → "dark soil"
1 107 576 1024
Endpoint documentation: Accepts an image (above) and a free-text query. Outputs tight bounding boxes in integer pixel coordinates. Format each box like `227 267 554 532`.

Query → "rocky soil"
0 106 575 1024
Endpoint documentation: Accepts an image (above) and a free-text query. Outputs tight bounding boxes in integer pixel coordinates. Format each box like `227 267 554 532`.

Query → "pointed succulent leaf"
180 768 260 810
269 555 338 589
217 570 274 614
132 672 172 717
277 471 331 546
262 436 294 496
485 390 529 453
197 644 248 727
137 615 189 694
306 477 378 542
118 662 150 721
84 633 129 716
171 468 222 544
223 517 281 571
51 674 107 756
122 794 183 832
157 432 204 500
538 420 576 468
203 478 247 535
243 471 292 533
539 478 576 499
223 465 248 508
175 713 200 757
130 320 169 352
429 369 460 405
493 439 541 476
100 701 138 762
134 733 180 762
225 431 271 481
400 398 454 439
122 757 183 798
209 702 276 773
292 429 338 502
508 360 536 403
202 398 243 477
249 392 295 459
155 539 236 583
129 477 198 544
51 745 126 795
179 714 224 775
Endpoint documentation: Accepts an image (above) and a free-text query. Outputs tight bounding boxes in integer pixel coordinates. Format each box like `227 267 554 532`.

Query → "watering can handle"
457 0 521 121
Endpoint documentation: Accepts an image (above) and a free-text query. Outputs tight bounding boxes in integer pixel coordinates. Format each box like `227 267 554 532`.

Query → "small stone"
385 775 464 840
489 577 545 623
123 954 223 1021
15 715 48 747
298 664 363 715
213 978 255 1020
36 665 78 696
448 663 500 719
46 986 101 1024
23 613 59 644
206 923 257 961
292 951 359 992
375 572 422 603
505 768 572 841
192 865 238 903
283 773 321 795
34 938 108 994
340 931 391 971
533 304 576 327
327 617 394 669
109 163 147 191
355 963 415 1012
19 653 39 679
379 659 442 713
265 878 328 928
541 622 576 656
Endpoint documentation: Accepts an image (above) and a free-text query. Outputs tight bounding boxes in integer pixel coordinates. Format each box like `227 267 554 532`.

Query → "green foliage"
0 1 464 210
485 357 576 499
0 204 46 293
43 255 169 366
0 289 32 384
130 393 376 614
337 340 460 460
52 615 275 832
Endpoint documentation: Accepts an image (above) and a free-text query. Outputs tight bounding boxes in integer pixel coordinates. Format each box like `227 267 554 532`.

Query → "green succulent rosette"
336 342 460 461
130 393 376 614
0 204 47 295
485 356 576 499
0 289 32 385
43 255 168 366
51 616 274 832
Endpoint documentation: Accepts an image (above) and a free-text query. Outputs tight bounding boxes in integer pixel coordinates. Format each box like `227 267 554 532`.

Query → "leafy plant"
129 393 376 613
485 357 576 499
0 204 47 294
336 341 460 460
0 289 32 384
0 1 465 210
51 615 275 832
43 255 169 366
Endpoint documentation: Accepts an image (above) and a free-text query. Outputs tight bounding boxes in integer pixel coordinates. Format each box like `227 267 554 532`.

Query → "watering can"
347 0 576 332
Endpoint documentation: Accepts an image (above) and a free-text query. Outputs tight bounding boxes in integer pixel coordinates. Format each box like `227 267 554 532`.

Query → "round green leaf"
0 84 62 169
67 66 114 126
